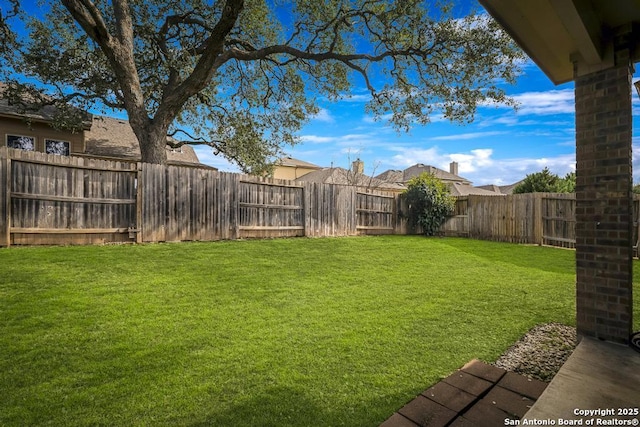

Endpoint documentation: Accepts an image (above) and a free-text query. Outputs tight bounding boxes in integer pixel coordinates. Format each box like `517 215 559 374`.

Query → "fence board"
0 147 8 246
140 163 163 242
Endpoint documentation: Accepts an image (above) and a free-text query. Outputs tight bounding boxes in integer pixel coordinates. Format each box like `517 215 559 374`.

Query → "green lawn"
0 236 638 426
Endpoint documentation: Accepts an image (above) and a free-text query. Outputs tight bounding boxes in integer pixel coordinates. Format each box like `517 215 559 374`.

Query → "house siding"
0 116 85 154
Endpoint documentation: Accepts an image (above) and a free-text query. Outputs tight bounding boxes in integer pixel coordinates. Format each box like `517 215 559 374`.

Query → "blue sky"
196 59 640 186
7 0 639 185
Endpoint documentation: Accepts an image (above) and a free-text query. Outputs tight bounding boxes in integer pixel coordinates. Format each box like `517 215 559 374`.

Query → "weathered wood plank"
0 147 8 247
9 155 137 172
11 192 136 204
238 226 305 231
11 227 130 234
239 202 303 210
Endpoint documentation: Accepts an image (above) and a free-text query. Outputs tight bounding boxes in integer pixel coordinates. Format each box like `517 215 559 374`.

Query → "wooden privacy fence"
3 147 639 248
0 148 401 246
439 193 640 250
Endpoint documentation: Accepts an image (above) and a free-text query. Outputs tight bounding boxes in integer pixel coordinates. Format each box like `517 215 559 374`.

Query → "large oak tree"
1 0 524 172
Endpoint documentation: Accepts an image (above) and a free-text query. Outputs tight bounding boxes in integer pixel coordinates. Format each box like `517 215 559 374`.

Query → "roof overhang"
479 0 640 84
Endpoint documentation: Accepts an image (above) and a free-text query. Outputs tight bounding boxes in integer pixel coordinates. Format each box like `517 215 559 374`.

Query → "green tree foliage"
556 172 576 193
403 173 455 236
513 168 575 194
0 0 524 171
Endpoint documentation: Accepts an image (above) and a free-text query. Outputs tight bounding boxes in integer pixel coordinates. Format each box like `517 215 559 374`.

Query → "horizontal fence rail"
2 146 639 250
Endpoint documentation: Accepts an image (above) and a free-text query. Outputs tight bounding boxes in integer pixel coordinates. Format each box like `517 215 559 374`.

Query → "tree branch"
61 0 111 45
156 0 244 128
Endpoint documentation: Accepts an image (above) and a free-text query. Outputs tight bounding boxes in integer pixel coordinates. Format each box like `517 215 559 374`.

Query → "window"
45 139 70 156
6 134 35 151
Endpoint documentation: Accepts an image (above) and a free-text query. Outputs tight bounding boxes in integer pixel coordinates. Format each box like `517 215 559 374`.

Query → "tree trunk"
131 118 169 165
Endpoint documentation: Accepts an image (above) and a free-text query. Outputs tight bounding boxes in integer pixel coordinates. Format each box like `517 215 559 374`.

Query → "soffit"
479 0 640 84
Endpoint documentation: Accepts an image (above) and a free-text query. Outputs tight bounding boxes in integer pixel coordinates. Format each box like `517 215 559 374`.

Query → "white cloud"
311 108 335 123
300 135 337 144
510 89 575 115
390 147 443 168
450 149 494 173
338 93 372 103
469 154 576 185
363 113 392 124
430 131 506 141
192 146 240 172
476 115 520 127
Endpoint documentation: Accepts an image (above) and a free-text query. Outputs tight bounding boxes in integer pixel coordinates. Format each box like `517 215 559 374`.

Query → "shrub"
403 172 455 236
513 168 575 194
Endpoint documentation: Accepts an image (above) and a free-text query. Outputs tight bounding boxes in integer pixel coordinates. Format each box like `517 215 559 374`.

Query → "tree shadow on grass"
187 386 325 427
187 385 406 427
437 238 575 275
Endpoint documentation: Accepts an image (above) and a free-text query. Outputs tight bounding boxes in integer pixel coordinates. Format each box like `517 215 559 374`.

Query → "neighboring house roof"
276 156 322 170
84 116 203 166
376 163 507 196
401 163 471 185
376 163 472 185
477 180 523 195
0 83 92 129
497 180 523 195
448 182 505 196
296 167 405 192
375 169 404 183
476 184 501 193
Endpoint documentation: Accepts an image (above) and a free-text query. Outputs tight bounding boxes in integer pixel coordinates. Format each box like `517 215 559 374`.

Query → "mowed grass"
0 236 638 426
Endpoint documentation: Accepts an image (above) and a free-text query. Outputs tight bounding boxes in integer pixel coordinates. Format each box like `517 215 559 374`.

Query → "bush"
403 173 455 236
513 168 575 194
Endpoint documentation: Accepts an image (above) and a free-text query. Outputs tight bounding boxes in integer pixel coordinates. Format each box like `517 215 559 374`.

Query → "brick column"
574 32 634 344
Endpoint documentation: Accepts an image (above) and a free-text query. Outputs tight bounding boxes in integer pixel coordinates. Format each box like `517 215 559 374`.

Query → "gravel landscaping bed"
493 323 577 382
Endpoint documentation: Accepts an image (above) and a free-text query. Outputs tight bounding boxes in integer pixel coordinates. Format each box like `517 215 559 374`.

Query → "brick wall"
574 34 634 343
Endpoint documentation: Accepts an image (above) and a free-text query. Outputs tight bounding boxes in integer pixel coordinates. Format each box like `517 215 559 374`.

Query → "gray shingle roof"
0 83 92 129
85 116 202 166
276 156 322 169
448 182 505 196
296 167 405 191
376 163 472 185
401 164 471 184
476 180 523 195
375 169 404 183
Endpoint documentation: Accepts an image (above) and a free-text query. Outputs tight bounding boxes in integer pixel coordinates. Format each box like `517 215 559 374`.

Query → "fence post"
0 147 9 247
136 162 143 244
232 173 240 240
533 193 543 245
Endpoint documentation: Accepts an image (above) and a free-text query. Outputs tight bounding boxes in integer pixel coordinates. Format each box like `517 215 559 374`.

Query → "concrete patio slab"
523 337 640 423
